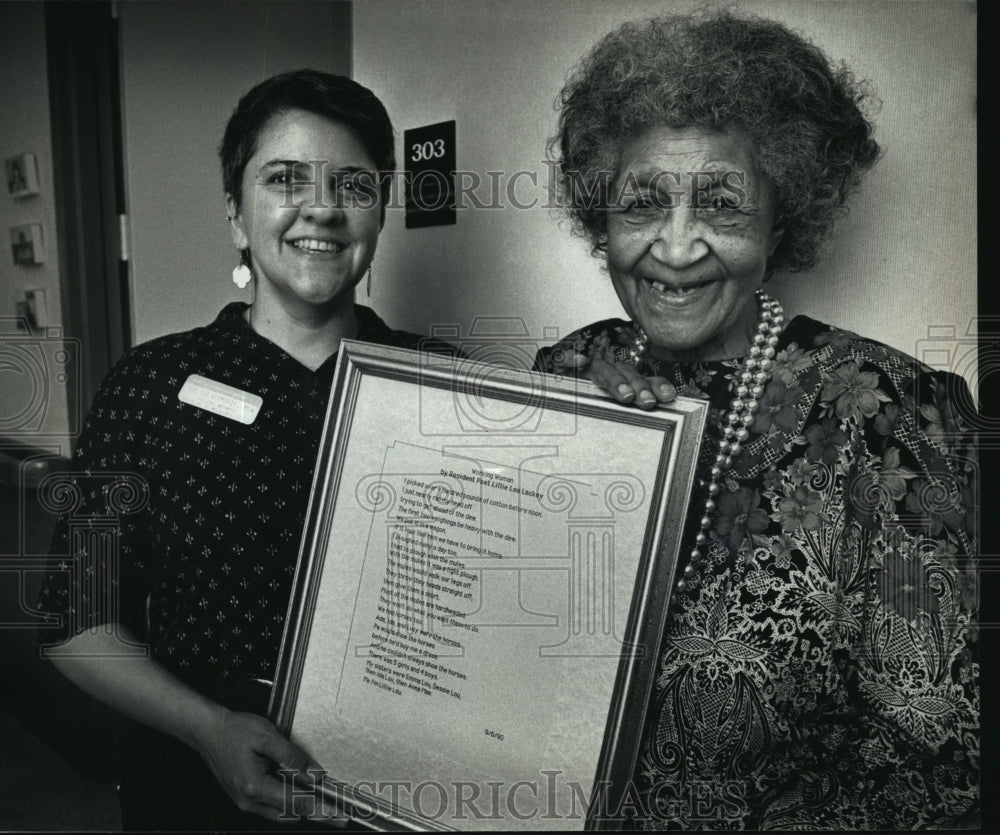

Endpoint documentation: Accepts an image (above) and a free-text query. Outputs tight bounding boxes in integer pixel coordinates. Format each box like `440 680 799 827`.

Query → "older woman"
536 11 978 830
37 70 451 830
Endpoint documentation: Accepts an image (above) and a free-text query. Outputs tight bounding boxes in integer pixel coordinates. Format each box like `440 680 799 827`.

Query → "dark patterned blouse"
535 314 979 830
38 302 453 710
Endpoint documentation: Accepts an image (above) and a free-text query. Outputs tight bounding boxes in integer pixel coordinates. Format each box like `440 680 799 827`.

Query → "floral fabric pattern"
535 315 978 829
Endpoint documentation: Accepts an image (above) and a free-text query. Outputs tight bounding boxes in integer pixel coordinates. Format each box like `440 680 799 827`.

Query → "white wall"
119 0 351 345
354 0 977 395
0 1 71 453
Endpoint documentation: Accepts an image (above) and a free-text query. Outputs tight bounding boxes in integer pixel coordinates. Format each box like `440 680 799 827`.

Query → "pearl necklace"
629 289 784 591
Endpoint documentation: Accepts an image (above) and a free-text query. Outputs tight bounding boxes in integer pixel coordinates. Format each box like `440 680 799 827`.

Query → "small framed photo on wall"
5 153 40 198
10 224 45 265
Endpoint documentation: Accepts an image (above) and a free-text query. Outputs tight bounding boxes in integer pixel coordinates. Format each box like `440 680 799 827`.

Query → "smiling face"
227 109 381 318
606 125 783 362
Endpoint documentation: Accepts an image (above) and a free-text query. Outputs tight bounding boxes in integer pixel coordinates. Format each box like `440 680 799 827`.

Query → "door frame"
45 0 130 433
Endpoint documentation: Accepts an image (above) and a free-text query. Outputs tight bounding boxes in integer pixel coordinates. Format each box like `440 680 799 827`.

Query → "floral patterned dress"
535 314 978 829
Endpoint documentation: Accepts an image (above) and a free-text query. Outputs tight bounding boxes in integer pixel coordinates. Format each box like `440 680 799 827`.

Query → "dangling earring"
366 265 372 298
232 251 252 289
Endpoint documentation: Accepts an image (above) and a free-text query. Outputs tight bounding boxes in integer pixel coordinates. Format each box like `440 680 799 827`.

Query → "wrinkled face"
227 109 381 315
606 125 783 362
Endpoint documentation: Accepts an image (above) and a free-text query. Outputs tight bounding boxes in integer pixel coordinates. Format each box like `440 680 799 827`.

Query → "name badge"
178 374 263 425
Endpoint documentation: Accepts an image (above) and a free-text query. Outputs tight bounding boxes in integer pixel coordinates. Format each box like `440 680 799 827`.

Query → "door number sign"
404 120 456 229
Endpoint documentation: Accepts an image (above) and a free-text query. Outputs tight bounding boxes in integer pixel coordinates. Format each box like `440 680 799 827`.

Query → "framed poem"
271 341 708 831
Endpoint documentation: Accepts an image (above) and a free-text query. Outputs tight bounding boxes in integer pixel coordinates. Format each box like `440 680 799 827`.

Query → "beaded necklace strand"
629 289 784 590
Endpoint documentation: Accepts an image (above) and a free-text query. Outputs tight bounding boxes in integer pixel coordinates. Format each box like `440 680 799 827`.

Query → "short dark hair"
220 69 395 212
552 9 881 273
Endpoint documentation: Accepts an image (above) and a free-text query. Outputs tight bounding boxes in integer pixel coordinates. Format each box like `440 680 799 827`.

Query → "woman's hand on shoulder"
585 356 677 410
192 706 329 823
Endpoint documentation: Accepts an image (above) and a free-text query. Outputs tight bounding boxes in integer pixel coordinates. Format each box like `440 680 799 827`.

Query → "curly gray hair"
552 9 881 272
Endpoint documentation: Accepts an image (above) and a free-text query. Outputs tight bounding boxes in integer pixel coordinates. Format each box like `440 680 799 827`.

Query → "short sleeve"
36 352 157 644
